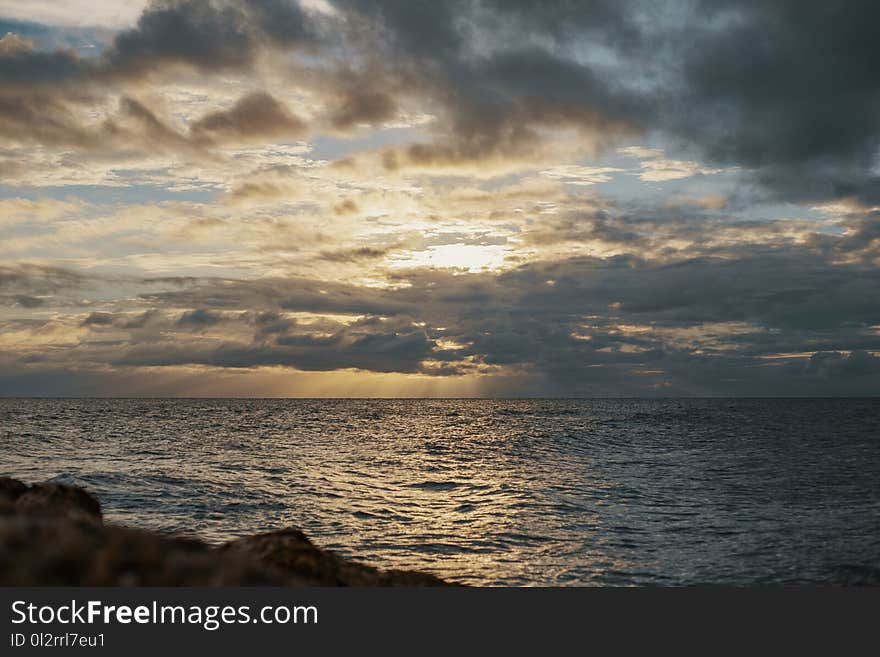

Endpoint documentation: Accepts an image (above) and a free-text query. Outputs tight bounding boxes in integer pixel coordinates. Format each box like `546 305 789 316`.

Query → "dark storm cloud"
2 0 880 199
338 0 880 196
0 30 99 147
330 0 652 167
0 34 92 86
107 0 252 75
668 0 880 203
176 308 225 327
100 320 434 374
498 246 880 334
480 0 640 44
274 328 433 372
395 47 643 167
0 0 315 82
247 0 323 48
0 0 318 85
105 0 316 76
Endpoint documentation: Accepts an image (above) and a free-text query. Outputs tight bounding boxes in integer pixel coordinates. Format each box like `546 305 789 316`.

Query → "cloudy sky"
1 0 878 397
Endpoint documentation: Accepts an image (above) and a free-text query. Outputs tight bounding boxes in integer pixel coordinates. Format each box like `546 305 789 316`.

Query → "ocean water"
1 398 879 586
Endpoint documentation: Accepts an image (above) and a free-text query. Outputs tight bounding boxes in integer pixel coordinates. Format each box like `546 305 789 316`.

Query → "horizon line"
2 396 878 401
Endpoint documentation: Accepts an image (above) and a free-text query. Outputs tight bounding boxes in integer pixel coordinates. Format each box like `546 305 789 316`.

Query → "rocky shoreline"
0 477 452 586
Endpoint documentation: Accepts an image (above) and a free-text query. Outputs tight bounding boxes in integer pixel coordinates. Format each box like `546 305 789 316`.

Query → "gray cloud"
319 245 395 263
4 215 879 395
329 89 396 130
7 295 45 308
176 308 225 327
0 264 87 296
191 91 306 142
667 0 880 204
0 35 92 87
1 0 878 202
105 0 315 76
0 94 97 147
81 312 116 327
0 0 316 152
1 0 646 167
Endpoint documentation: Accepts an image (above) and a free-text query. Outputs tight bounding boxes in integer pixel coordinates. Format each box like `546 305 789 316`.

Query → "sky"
0 0 879 397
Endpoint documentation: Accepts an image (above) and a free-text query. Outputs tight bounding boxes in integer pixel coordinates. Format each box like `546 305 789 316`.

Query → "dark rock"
0 477 28 502
15 482 102 522
0 514 294 586
221 528 449 586
0 478 455 586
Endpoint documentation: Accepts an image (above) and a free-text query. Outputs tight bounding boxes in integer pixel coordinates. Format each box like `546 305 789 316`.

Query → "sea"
2 398 879 586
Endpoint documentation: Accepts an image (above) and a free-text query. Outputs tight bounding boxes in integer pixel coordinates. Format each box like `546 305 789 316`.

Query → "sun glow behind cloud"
389 244 511 272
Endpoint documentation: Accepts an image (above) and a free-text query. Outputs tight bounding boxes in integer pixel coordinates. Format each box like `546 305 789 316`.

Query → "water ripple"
1 398 879 585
